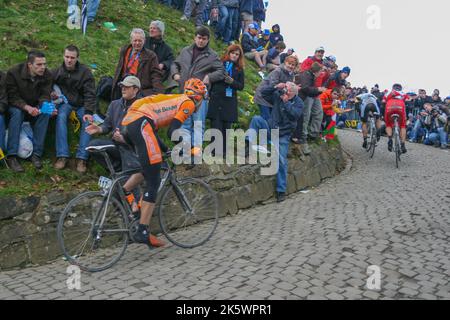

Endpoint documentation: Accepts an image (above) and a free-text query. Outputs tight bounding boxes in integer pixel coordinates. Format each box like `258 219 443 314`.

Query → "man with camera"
409 102 433 143
423 106 448 149
246 82 304 203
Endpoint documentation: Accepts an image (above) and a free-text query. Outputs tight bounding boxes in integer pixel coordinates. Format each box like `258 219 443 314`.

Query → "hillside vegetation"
0 0 261 196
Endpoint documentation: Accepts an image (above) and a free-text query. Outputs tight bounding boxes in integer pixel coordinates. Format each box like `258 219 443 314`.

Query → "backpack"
96 76 113 110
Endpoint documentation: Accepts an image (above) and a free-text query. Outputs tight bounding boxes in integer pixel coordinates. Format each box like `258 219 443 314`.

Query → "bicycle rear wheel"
57 191 129 272
158 178 219 249
369 121 377 159
394 131 401 169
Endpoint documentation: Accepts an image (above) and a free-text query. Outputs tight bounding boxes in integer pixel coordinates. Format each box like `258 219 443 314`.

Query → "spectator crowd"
0 0 448 204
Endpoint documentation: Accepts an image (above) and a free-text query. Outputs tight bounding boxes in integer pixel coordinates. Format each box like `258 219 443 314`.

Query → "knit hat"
310 62 322 74
342 66 351 75
151 20 165 37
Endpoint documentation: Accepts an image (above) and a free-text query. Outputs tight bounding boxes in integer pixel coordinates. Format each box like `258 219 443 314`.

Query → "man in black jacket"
5 50 53 172
144 20 175 82
246 82 303 203
0 71 7 156
292 62 326 155
52 45 96 173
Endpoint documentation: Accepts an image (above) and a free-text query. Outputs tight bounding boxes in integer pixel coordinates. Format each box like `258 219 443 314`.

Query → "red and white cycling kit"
383 90 408 129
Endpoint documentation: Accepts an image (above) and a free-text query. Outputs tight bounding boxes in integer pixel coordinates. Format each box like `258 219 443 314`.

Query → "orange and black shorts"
123 117 162 203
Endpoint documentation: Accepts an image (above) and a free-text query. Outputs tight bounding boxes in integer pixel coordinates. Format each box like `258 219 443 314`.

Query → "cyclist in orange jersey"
120 78 207 248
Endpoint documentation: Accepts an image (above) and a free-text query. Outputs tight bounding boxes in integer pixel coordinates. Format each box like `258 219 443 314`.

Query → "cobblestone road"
1 130 449 300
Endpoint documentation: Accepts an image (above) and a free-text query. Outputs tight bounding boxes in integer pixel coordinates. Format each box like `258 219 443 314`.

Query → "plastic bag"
5 122 34 159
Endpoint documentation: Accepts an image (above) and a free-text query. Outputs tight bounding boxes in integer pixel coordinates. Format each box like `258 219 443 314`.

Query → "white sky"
264 0 450 94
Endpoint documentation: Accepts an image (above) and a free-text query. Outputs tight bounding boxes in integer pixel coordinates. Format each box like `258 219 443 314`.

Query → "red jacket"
300 56 323 72
383 90 408 107
320 89 335 116
315 70 330 87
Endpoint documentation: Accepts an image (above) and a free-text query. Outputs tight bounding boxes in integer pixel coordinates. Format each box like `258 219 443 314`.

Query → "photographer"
246 82 304 203
409 102 433 143
423 106 448 149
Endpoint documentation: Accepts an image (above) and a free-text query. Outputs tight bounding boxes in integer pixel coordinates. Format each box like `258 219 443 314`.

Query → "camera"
280 88 288 95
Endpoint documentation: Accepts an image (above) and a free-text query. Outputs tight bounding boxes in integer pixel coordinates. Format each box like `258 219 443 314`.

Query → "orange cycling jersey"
121 94 196 129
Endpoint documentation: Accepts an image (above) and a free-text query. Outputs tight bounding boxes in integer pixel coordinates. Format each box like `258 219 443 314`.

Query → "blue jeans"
68 0 100 21
258 105 272 122
7 107 50 158
56 104 91 160
216 5 229 38
0 114 5 152
181 100 208 148
223 7 239 43
409 119 426 142
424 128 448 147
248 115 290 193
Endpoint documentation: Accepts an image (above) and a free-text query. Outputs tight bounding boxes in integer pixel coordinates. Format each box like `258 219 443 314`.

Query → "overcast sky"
264 0 449 94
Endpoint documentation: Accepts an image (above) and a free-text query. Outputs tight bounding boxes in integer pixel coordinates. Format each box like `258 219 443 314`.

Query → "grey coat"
170 44 224 92
212 0 239 8
253 64 295 108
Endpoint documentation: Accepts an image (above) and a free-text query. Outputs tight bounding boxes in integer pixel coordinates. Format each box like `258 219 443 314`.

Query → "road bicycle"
365 111 379 159
391 114 402 168
57 145 219 272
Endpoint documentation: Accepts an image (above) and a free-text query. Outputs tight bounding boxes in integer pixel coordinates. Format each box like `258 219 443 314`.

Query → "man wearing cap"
325 66 351 90
85 76 142 176
111 28 164 100
52 45 96 174
144 21 175 82
242 23 267 71
300 46 325 72
258 29 272 50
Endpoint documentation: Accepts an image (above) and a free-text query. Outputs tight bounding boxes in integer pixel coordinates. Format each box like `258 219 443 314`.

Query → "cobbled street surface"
0 130 449 300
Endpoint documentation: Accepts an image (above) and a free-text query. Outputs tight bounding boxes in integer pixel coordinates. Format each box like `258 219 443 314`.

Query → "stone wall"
0 142 345 270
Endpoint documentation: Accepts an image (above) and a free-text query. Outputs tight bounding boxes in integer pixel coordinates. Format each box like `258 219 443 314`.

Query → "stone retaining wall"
0 142 345 270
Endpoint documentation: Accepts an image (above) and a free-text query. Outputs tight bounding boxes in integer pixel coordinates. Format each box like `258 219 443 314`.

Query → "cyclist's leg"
385 106 394 151
399 106 408 153
361 105 369 147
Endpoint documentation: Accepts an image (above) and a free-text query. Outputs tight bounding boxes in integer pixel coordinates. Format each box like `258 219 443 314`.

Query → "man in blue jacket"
246 82 304 203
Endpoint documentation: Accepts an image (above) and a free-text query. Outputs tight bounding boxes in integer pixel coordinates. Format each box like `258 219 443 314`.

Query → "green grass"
0 0 262 196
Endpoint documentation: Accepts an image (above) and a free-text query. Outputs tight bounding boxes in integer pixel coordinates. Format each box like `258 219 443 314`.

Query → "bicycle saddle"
85 145 117 153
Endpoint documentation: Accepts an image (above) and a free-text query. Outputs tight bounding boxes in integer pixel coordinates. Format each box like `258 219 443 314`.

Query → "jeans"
409 119 426 142
248 115 290 193
216 5 229 38
424 128 448 147
68 0 100 21
0 114 5 152
258 104 272 122
56 104 91 160
181 100 208 148
7 106 50 158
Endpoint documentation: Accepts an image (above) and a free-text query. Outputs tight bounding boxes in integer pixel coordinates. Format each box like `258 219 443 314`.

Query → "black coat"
52 62 96 113
207 65 244 122
144 37 175 75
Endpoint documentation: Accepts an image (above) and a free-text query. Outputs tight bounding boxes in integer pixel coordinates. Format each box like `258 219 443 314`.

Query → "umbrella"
81 0 88 35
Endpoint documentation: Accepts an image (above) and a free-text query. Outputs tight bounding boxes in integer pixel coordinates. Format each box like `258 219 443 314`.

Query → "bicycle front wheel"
158 178 219 249
57 191 129 272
